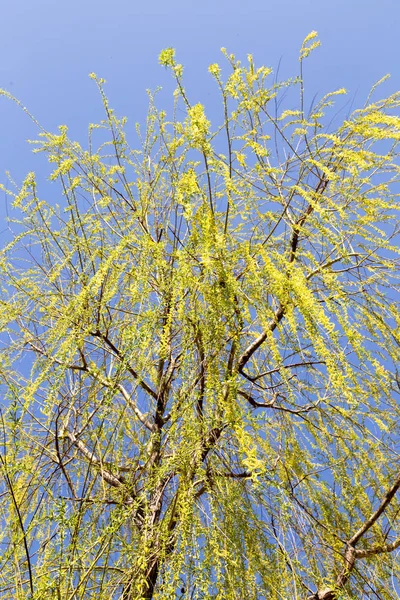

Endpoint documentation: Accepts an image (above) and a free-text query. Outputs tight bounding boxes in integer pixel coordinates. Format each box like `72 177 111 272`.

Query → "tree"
0 32 399 599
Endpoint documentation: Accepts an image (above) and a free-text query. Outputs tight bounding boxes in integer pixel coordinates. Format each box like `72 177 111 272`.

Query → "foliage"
0 33 399 600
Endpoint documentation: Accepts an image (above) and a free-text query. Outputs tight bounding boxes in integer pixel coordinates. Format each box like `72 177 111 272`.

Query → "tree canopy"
0 33 399 599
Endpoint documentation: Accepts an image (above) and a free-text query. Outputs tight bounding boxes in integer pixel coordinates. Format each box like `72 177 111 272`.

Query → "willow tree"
0 32 399 600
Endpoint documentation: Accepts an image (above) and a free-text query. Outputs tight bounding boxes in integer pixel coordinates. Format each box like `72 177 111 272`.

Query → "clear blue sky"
0 0 398 228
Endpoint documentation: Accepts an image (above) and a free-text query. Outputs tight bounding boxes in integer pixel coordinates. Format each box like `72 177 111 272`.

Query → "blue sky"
0 0 398 230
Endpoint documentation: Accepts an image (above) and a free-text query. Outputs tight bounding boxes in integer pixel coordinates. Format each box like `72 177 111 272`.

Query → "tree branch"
237 304 285 373
308 469 400 599
91 330 158 400
349 469 400 546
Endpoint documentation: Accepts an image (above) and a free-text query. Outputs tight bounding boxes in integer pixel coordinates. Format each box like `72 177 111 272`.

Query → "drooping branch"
0 452 34 598
62 428 130 490
237 175 330 377
27 338 155 431
308 469 400 600
237 304 285 373
91 330 159 400
349 469 400 546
